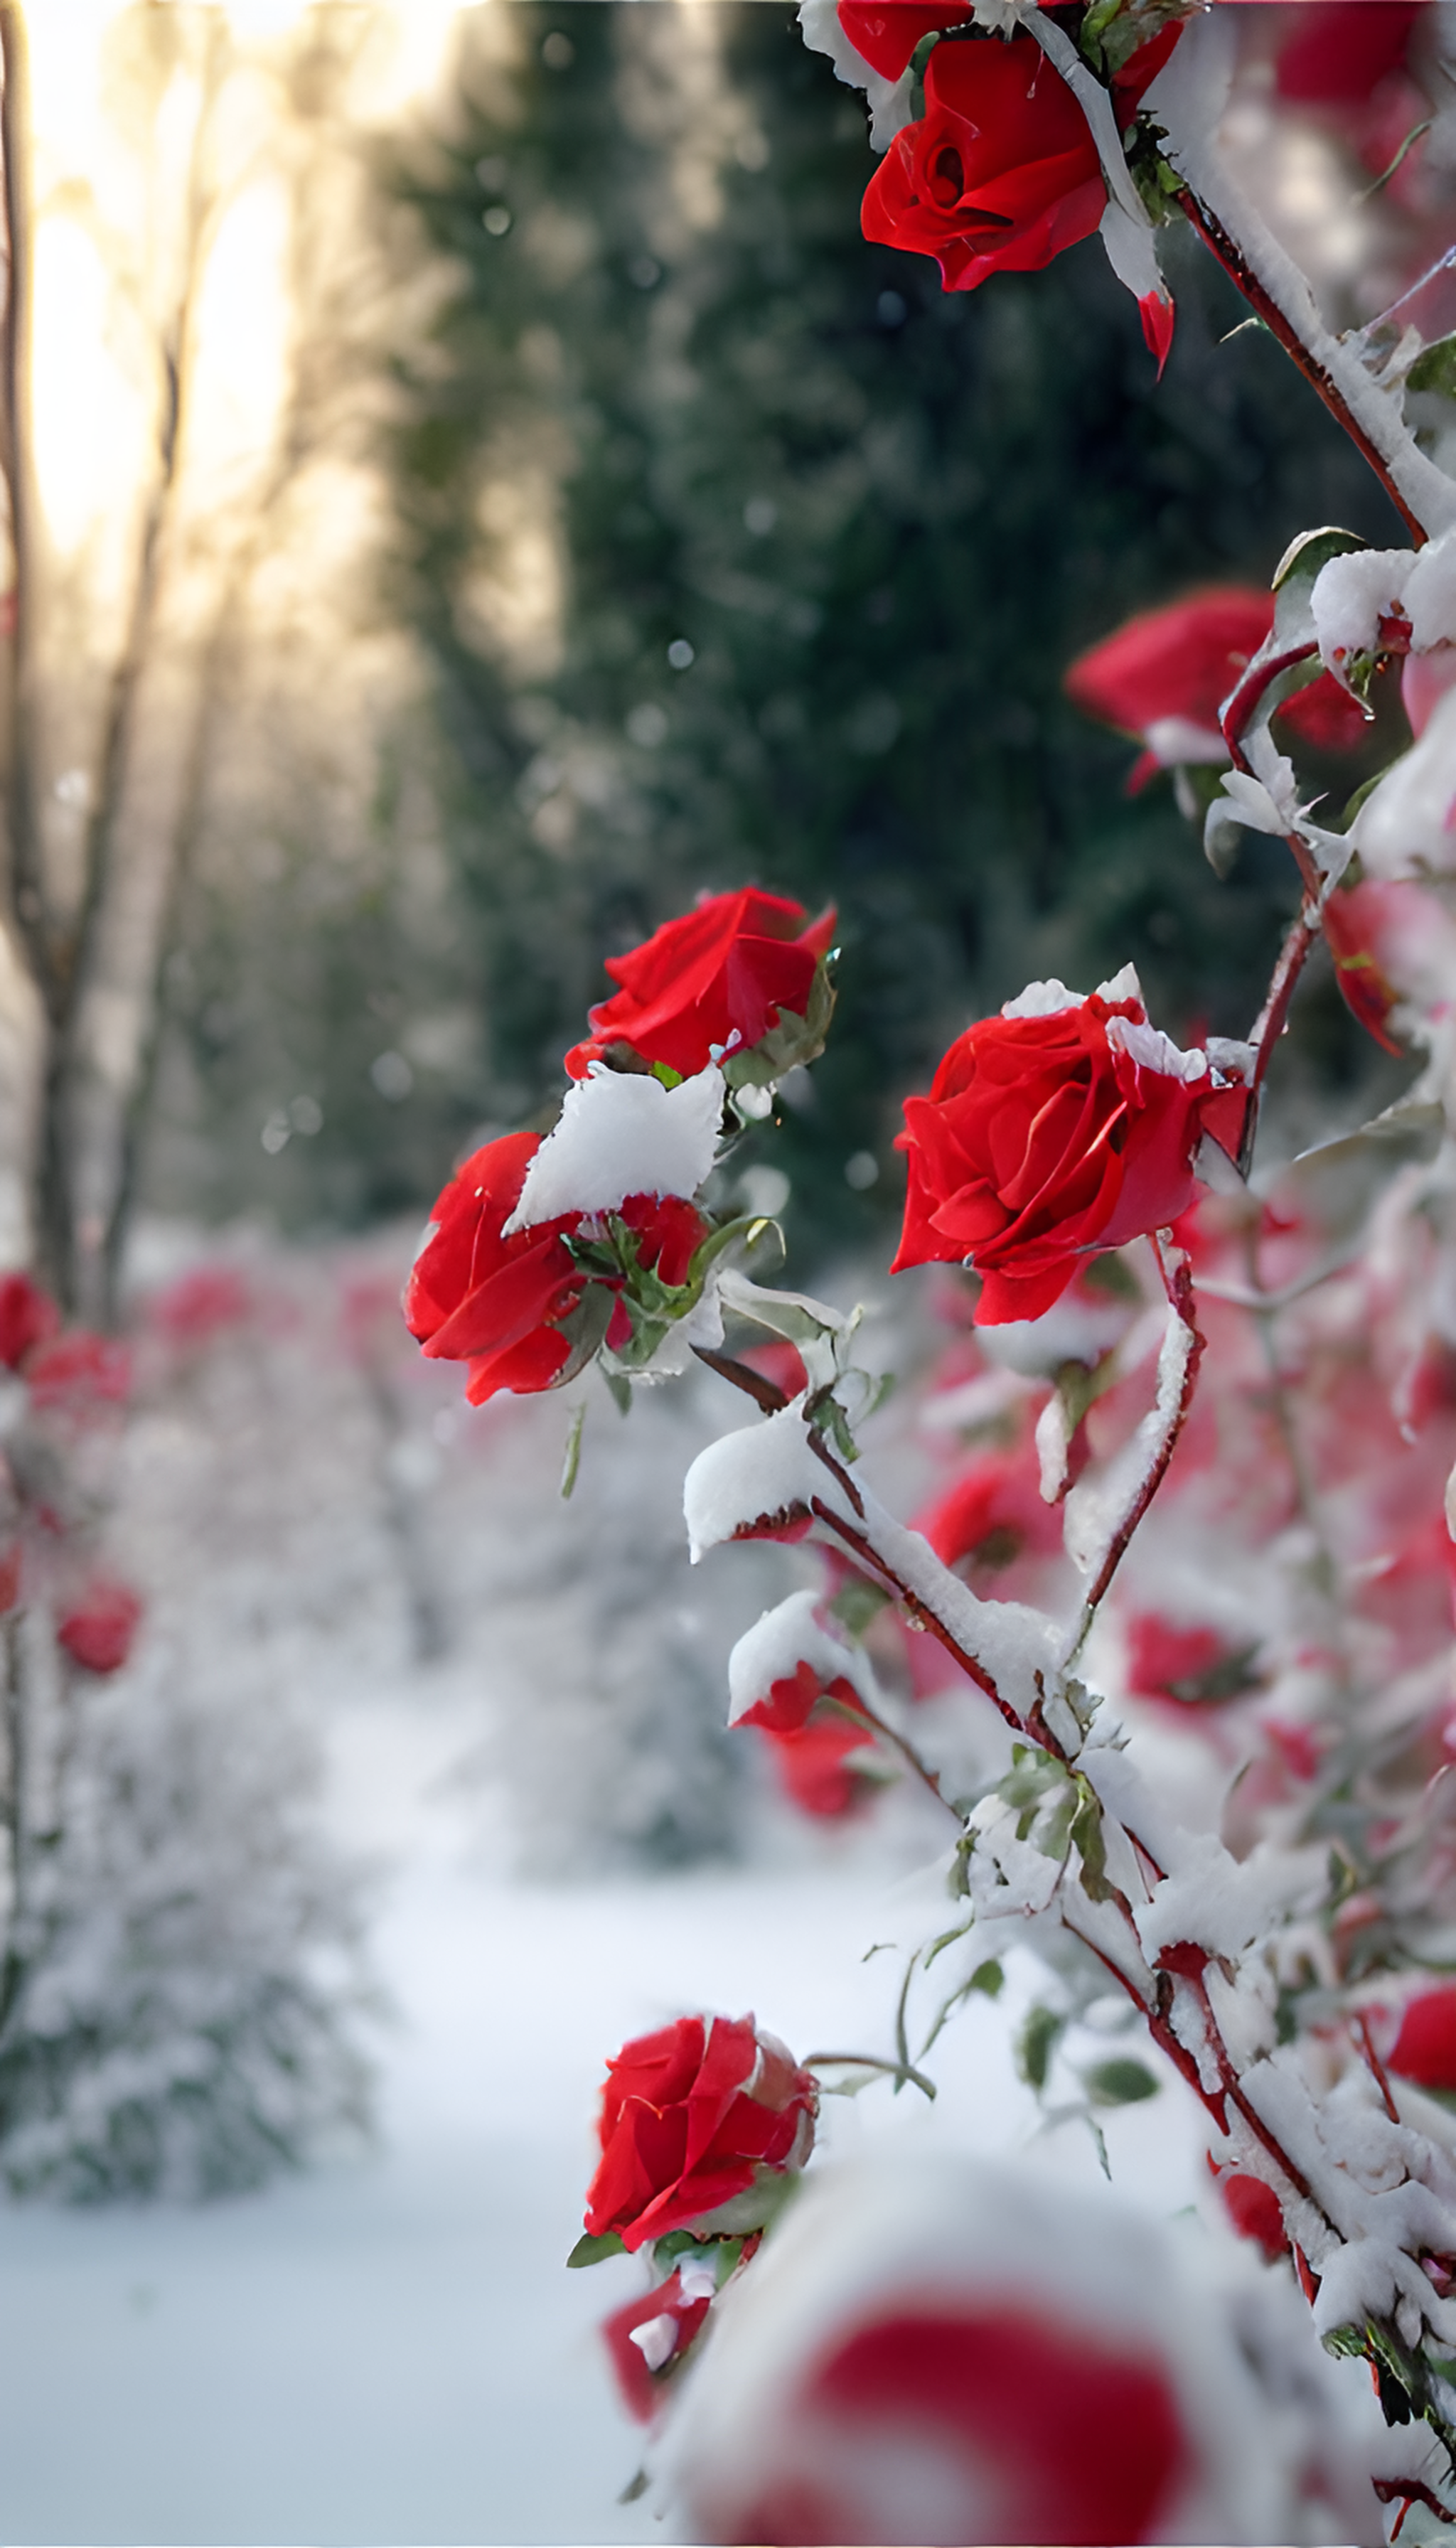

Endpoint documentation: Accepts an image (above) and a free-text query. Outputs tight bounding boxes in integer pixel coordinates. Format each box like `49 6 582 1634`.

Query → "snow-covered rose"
893 971 1244 1322
405 1129 710 1404
663 2149 1383 2546
582 2013 816 2254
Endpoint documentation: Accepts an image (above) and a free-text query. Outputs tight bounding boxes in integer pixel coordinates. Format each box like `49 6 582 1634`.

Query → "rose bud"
583 2013 816 2254
0 1272 60 1373
565 888 835 1085
893 970 1246 1325
662 2149 1381 2547
56 1577 143 1676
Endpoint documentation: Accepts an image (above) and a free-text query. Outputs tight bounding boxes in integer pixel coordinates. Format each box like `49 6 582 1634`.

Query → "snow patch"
505 1064 724 1233
1001 978 1083 1020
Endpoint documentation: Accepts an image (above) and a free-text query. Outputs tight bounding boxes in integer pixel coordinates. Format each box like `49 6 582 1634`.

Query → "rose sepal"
719 950 838 1095
567 2228 629 2269
587 1213 786 1377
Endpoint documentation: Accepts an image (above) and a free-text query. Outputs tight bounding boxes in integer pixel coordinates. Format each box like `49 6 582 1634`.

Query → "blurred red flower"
1388 1985 1456 2091
566 888 835 1083
0 1272 59 1371
26 1330 131 1415
584 2013 816 2253
601 2265 714 2422
57 1577 143 1675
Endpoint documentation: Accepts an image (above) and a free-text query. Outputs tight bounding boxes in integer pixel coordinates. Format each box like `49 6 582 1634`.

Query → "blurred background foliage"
154 1 1407 1263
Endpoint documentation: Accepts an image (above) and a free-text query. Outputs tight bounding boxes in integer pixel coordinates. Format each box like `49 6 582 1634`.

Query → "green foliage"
1084 2056 1160 2106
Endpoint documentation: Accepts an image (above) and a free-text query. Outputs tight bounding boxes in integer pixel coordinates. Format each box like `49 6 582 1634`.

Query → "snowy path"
0 1690 1207 2546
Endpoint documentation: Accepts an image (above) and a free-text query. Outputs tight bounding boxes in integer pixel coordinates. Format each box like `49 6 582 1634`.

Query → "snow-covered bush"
402 6 1456 2539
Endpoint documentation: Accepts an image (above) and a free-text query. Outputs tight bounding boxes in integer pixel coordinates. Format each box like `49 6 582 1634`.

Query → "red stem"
1177 188 1426 545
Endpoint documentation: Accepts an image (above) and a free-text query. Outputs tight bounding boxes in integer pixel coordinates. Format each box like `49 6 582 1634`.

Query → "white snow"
726 1588 877 1726
684 1398 845 1561
1105 1012 1209 1082
1352 684 1456 881
504 1064 724 1233
1310 547 1412 673
1143 712 1228 766
794 0 914 149
1000 977 1083 1019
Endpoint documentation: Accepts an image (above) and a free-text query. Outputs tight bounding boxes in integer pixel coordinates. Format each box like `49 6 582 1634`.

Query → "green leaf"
1085 2057 1160 2107
649 1059 683 1089
1069 1776 1113 1905
567 2229 627 2268
1016 2003 1066 2094
602 1369 632 1417
1406 331 1456 400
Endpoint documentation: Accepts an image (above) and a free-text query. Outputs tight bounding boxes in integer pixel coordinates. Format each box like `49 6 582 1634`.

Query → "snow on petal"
727 1588 875 1725
1142 714 1228 769
1352 687 1456 883
1104 1014 1208 1082
1135 1833 1325 1964
1001 978 1084 1020
628 2313 678 2372
795 0 915 149
1403 525 1456 653
685 1400 843 1561
505 1064 724 1233
1093 961 1142 1005
1209 767 1290 838
1310 548 1411 679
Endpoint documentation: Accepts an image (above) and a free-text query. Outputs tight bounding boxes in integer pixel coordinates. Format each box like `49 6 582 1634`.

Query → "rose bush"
583 2014 817 2254
893 976 1244 1323
404 1130 710 1403
565 888 835 1084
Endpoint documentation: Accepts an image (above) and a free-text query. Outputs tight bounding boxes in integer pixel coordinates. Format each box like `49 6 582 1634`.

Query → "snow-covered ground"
0 1701 1208 2545
0 1233 1211 2545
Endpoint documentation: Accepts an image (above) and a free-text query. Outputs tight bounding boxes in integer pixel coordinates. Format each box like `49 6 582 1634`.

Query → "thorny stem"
1238 914 1317 1176
1176 187 1428 545
1074 1237 1204 1629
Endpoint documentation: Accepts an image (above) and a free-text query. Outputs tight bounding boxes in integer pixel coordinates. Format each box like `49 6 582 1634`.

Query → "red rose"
862 36 1106 294
565 889 835 1083
1067 588 1369 786
406 1133 710 1403
1388 1985 1456 2091
57 1577 143 1675
0 1273 59 1371
894 982 1232 1324
405 1131 587 1403
1066 589 1274 788
837 3 978 80
761 1715 879 1819
584 2013 816 2254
